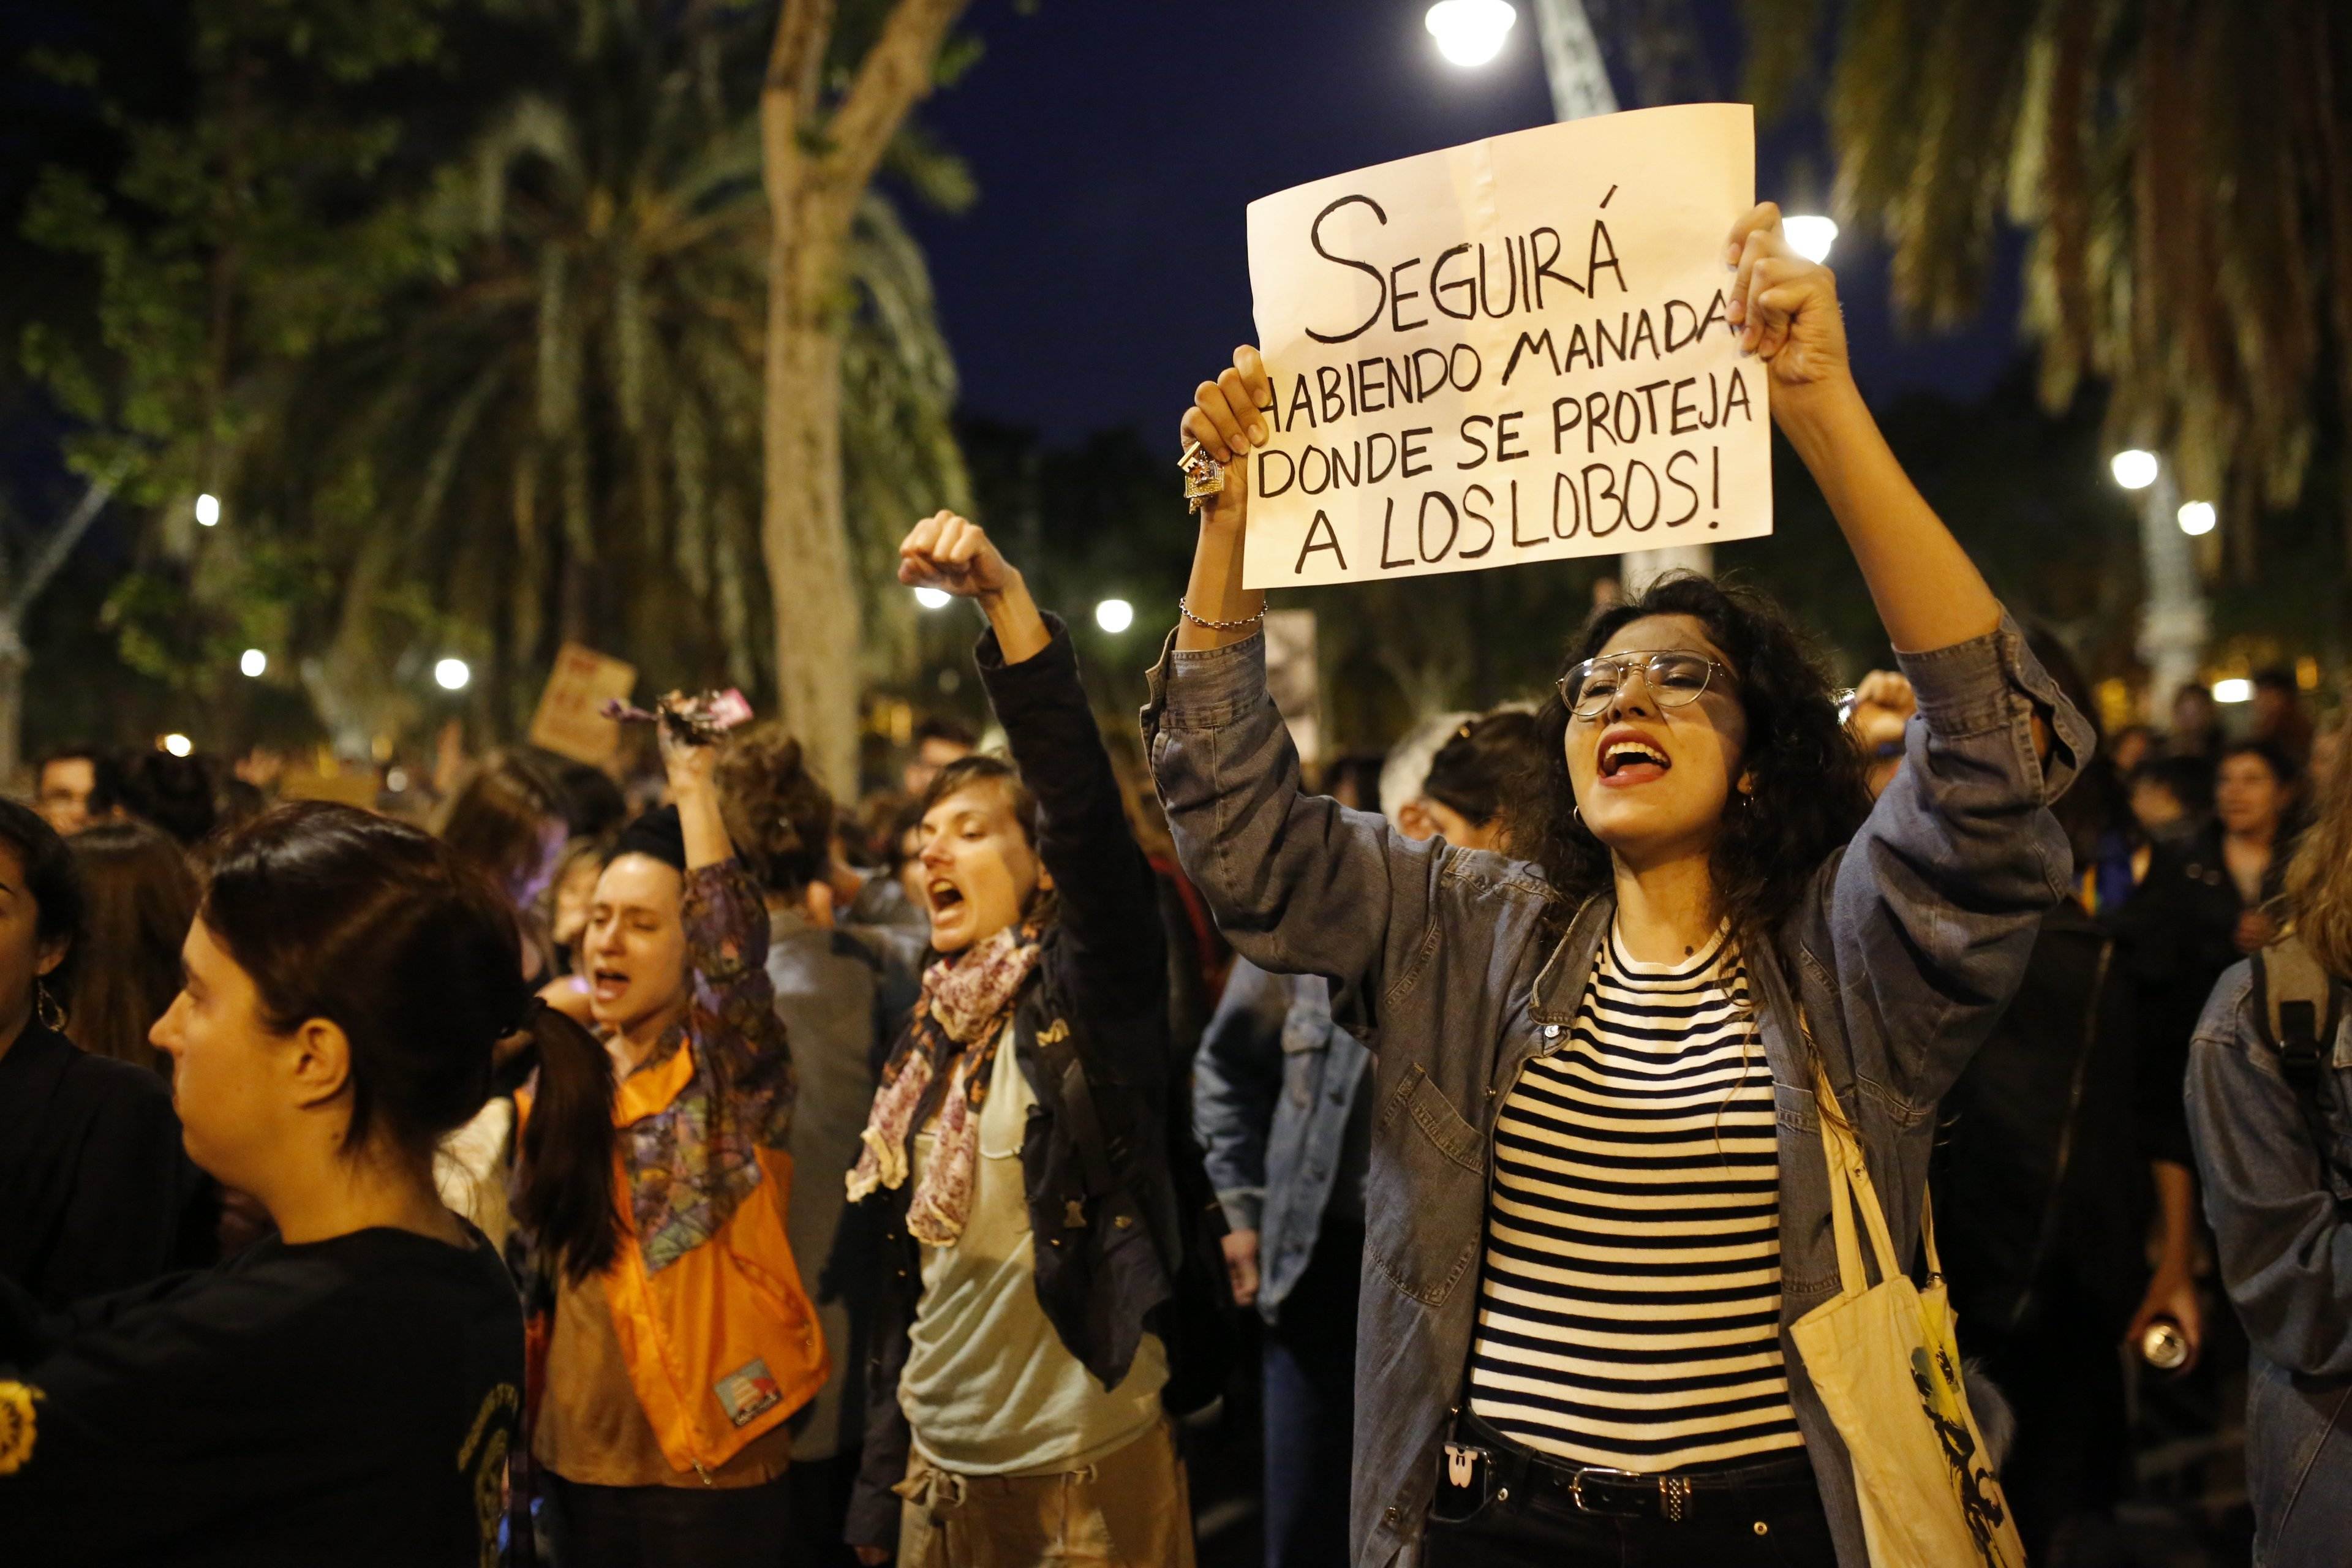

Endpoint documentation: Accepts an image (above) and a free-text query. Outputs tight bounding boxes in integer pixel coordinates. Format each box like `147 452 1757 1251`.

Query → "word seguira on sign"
1242 103 1770 589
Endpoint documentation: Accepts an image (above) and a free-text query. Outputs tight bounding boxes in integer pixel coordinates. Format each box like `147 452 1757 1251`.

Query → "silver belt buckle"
1567 1465 1647 1516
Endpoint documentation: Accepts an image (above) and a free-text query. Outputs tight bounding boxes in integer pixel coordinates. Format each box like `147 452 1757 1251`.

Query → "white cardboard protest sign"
1242 103 1768 589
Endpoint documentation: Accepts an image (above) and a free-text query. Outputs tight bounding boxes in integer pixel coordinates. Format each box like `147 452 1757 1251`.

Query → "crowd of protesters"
2 206 2350 1568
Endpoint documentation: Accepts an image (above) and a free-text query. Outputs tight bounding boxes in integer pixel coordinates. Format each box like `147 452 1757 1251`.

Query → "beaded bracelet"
1177 595 1268 633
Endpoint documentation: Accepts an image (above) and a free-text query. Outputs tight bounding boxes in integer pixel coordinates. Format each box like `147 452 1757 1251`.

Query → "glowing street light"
913 587 951 611
2177 500 2216 537
239 648 268 678
434 657 471 692
194 493 221 527
2212 677 2253 704
1426 0 1517 67
160 733 193 758
1094 598 1135 634
2109 449 2159 491
1782 216 1838 264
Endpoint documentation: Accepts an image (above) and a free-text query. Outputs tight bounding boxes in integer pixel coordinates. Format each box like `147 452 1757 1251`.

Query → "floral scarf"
846 923 1043 1245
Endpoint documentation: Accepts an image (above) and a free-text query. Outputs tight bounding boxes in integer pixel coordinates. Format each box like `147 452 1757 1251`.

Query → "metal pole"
1528 0 1712 592
2135 464 2207 728
0 468 121 789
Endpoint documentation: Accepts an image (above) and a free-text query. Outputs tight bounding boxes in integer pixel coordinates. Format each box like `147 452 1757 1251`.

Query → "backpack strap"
2253 933 2351 1197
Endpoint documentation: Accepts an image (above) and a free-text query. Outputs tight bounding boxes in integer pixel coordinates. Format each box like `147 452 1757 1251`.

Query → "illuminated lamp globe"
2109 450 2159 491
913 587 952 611
1426 0 1517 67
1095 598 1135 634
434 657 472 692
1782 216 1838 264
2177 500 2217 537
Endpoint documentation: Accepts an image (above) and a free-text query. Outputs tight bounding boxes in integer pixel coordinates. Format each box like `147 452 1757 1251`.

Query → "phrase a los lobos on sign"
1240 102 1770 590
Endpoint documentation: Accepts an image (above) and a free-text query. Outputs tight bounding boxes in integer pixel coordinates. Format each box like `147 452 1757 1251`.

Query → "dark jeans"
542 1471 793 1568
1263 1221 1361 1568
1421 1418 1836 1568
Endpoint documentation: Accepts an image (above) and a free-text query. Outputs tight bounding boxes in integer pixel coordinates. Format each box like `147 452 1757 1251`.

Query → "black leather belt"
1449 1413 1815 1524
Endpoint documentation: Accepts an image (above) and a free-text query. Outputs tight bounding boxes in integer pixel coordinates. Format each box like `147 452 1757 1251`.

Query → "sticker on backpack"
714 1359 783 1427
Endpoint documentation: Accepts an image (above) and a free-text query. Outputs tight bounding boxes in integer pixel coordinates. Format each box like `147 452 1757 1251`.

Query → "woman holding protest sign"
1146 203 2089 1566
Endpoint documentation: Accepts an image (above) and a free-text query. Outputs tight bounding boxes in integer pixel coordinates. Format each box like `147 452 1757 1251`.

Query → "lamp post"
1517 0 1717 595
2114 450 2209 728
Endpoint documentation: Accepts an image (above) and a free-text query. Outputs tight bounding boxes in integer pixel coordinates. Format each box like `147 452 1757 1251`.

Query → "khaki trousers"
894 1419 1196 1568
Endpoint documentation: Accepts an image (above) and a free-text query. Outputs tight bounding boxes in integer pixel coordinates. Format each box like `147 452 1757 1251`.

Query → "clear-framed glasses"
1558 650 1734 719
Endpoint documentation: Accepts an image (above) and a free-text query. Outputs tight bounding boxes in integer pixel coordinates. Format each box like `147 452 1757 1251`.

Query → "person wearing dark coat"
0 800 214 1306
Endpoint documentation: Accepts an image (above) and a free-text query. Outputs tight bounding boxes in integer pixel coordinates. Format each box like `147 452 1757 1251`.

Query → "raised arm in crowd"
1147 203 2089 1568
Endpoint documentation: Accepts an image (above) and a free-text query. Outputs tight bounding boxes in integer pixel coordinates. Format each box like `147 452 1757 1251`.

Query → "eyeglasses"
1558 650 1733 719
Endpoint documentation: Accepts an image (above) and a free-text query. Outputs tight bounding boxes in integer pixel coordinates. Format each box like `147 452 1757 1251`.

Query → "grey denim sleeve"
2188 964 2352 1379
1142 628 1444 1025
1820 614 2091 1110
1193 957 1288 1234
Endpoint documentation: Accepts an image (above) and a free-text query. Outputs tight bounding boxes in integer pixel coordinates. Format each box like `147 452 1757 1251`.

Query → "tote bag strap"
1812 1066 1904 1302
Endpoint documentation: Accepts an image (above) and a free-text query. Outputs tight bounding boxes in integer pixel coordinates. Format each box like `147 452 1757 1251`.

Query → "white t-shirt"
899 1026 1167 1475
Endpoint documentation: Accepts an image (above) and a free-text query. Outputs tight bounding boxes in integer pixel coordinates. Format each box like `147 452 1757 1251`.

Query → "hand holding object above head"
1725 201 1852 415
1182 345 1273 534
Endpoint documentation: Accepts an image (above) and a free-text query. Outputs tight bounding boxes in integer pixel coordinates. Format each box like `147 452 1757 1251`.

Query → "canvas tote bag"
1789 1073 2027 1568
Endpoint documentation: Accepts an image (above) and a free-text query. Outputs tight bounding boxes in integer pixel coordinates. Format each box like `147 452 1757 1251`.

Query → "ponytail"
511 1003 622 1286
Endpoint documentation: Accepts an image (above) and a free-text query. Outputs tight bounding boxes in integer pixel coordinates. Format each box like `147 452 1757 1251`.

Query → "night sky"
904 0 2026 446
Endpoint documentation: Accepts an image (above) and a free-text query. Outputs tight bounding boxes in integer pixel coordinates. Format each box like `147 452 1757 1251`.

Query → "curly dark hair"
715 722 835 897
1523 573 1872 944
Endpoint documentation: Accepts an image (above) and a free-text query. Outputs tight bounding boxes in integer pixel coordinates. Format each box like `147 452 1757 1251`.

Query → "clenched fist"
898 511 1018 601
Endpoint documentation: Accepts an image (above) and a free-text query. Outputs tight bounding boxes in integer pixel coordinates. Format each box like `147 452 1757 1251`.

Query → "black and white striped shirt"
1464 925 1803 1471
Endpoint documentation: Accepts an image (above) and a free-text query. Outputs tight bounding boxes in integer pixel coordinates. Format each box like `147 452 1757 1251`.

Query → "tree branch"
818 0 970 218
765 0 834 104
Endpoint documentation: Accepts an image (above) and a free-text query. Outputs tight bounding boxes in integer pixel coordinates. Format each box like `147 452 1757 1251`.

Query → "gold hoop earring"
36 979 64 1032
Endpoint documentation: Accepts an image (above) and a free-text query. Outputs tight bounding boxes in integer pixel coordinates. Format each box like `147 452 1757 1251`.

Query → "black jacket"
846 618 1178 1547
1936 898 2184 1341
0 1023 216 1308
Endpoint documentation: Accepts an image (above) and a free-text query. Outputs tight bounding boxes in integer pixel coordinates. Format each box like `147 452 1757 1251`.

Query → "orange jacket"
531 861 829 1475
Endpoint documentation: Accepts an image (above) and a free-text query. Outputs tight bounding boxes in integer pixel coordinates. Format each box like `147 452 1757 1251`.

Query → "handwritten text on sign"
1242 104 1768 589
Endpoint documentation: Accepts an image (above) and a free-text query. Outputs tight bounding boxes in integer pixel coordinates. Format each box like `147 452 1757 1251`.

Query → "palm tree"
227 0 968 749
1746 0 2352 570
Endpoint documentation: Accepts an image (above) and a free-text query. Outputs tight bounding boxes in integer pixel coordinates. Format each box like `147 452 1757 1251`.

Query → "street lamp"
434 657 471 692
1782 216 1838 264
2177 500 2216 537
2109 449 2159 490
160 733 193 758
239 648 267 678
1094 598 1134 634
1426 0 1517 67
2211 677 2253 704
913 587 951 611
194 493 221 527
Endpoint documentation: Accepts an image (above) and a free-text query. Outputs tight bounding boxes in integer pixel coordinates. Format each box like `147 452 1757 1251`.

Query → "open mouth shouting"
1596 725 1673 788
590 965 632 1006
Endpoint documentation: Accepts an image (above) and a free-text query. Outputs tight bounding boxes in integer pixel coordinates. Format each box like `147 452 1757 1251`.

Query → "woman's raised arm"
1727 201 1999 654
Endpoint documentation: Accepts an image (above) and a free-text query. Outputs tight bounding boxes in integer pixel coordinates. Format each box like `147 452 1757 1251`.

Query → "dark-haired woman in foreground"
0 803 619 1566
1148 205 2090 1566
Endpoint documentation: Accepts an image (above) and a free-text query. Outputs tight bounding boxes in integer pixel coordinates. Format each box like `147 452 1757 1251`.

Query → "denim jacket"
2185 960 2352 1564
1194 959 1371 1321
1144 616 2085 1568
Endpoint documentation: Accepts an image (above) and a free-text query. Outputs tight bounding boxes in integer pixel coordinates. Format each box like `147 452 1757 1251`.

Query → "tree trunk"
759 0 970 797
762 210 864 794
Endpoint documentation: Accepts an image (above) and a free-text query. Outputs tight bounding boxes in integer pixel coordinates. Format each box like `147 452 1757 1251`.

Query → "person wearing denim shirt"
1150 205 2089 1568
1196 959 1370 1568
2185 731 2352 1566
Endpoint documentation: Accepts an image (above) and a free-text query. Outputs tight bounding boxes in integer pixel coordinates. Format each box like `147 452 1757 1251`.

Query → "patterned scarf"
846 923 1043 1245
